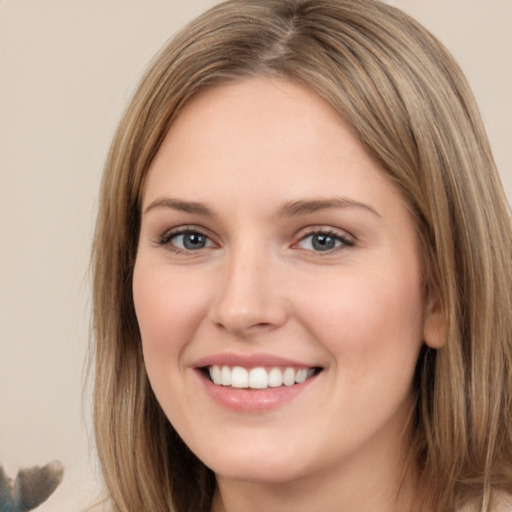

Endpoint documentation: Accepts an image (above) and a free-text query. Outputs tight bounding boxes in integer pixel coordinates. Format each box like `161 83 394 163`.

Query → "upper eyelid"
294 225 355 242
159 225 213 242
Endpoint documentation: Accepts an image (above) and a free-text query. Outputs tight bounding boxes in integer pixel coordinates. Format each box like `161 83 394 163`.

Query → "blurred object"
0 462 64 512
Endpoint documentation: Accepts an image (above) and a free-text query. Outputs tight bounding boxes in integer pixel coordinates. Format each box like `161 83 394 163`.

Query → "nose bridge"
209 238 287 335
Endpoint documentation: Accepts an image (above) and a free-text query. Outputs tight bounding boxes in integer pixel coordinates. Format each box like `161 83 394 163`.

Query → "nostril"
252 322 273 329
212 321 274 337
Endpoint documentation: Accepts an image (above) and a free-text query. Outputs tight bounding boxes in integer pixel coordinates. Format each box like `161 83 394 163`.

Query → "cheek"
132 261 209 366
294 268 425 373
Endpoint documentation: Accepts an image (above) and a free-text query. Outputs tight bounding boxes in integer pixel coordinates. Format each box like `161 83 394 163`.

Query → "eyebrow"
143 196 381 218
143 198 213 216
277 197 381 218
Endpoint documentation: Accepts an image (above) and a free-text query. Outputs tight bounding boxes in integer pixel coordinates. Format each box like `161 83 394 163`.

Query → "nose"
208 246 289 337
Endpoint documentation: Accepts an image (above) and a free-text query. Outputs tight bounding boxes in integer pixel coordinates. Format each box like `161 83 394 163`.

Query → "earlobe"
423 303 446 349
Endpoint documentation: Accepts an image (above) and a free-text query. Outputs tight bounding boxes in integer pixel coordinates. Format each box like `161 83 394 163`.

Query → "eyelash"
158 226 213 254
295 229 355 253
157 226 355 254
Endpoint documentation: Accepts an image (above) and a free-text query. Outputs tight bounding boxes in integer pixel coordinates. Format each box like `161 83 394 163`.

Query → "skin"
133 78 442 512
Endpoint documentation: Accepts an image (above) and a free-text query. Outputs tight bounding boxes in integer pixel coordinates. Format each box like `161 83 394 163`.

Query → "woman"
91 1 512 511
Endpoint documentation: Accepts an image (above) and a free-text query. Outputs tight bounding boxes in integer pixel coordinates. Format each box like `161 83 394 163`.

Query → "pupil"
312 234 336 251
183 233 205 249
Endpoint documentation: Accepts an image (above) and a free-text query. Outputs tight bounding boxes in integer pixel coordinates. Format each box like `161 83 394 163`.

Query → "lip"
193 352 322 413
193 352 317 370
197 372 318 412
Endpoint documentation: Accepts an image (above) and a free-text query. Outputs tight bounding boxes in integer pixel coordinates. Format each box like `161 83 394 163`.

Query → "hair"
90 1 512 511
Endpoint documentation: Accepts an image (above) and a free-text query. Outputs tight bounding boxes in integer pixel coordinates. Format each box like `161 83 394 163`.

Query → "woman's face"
133 78 439 486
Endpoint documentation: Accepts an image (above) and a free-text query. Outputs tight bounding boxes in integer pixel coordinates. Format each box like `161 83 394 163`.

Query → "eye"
296 230 354 252
160 229 214 252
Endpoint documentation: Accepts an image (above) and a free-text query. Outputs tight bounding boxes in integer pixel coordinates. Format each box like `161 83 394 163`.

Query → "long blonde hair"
91 1 512 511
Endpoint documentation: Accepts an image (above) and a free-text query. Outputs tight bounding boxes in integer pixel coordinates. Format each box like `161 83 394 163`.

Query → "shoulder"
493 492 512 512
458 492 512 512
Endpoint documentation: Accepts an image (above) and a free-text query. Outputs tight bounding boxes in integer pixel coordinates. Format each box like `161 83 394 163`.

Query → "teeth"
295 368 309 383
248 367 268 389
283 367 295 386
208 365 316 389
210 365 221 384
231 366 249 388
268 367 283 387
221 366 231 386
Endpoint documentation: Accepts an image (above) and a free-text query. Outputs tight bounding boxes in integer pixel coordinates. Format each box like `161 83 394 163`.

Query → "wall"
0 1 510 510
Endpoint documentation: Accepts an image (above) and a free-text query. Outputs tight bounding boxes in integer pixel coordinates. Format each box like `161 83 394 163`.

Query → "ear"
423 298 446 349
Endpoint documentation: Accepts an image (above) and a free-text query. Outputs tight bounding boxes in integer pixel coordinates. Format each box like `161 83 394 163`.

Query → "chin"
211 463 305 485
196 442 312 484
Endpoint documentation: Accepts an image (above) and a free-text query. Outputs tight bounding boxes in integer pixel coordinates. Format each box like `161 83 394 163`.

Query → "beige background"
0 1 510 511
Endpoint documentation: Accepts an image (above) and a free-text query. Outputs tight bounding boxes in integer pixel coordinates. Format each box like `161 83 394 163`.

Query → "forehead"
166 78 345 143
143 78 392 205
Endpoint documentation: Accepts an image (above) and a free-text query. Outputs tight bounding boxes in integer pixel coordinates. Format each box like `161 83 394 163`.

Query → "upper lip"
193 352 321 369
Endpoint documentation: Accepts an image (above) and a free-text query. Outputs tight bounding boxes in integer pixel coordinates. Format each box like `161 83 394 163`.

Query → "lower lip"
197 371 318 412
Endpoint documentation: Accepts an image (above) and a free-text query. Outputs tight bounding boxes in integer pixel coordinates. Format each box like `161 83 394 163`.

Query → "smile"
206 365 319 389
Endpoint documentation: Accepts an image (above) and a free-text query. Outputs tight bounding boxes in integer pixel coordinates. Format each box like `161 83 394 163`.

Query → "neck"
210 435 420 512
